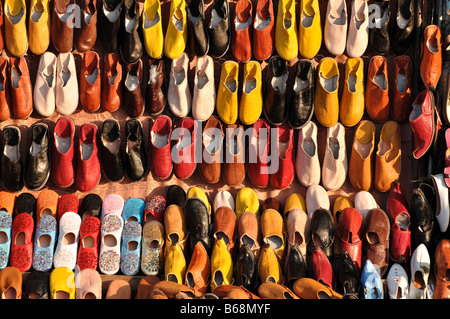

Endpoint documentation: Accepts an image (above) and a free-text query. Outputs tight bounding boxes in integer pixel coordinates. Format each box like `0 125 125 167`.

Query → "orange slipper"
0 191 16 216
36 189 59 224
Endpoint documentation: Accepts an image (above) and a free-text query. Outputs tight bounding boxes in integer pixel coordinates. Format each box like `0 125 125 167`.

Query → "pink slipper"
101 194 124 219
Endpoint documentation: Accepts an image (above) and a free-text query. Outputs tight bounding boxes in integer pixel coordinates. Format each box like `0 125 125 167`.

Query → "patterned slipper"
14 193 36 219
77 216 101 270
120 220 142 276
141 220 165 276
36 189 59 224
99 213 123 275
0 191 15 216
144 195 166 224
79 193 102 220
10 213 34 272
0 211 12 270
57 194 79 221
32 215 57 272
122 198 145 224
101 194 124 219
53 212 81 270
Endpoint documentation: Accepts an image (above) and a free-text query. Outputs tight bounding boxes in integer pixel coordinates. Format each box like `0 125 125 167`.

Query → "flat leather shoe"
207 0 230 58
185 197 211 253
315 57 339 127
56 52 79 116
24 123 50 191
80 51 101 112
0 58 11 122
198 116 223 184
231 0 252 62
164 0 187 60
123 59 144 118
364 208 390 277
51 0 74 53
366 55 390 123
1 125 23 192
334 250 361 298
28 0 51 55
187 0 208 57
98 0 122 53
101 53 122 113
252 0 274 61
100 119 125 182
324 0 347 56
410 181 435 251
434 240 450 299
308 208 334 262
4 0 28 57
369 0 390 54
420 25 442 90
51 117 75 188
263 55 288 126
391 0 415 54
337 207 363 272
146 58 166 117
125 118 148 182
34 52 57 117
289 59 314 129
10 56 32 119
234 244 258 290
76 124 101 192
349 120 375 191
74 0 97 52
120 0 143 65
409 89 436 159
392 55 413 123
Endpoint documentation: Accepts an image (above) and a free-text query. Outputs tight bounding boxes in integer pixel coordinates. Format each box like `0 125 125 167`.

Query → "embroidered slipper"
444 128 450 187
141 220 165 276
99 213 123 275
101 194 124 219
32 215 57 272
123 198 145 224
144 195 166 224
0 211 12 270
0 191 15 216
57 194 79 221
36 189 59 224
79 193 103 220
10 212 34 272
120 220 142 276
14 193 36 219
77 216 101 270
53 212 82 270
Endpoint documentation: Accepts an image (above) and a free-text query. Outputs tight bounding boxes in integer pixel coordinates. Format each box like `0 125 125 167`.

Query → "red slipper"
77 216 101 270
10 213 34 272
57 194 79 221
144 195 166 224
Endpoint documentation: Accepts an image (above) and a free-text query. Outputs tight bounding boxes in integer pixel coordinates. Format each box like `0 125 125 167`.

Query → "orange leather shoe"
231 0 252 62
375 121 401 193
315 57 339 127
434 239 450 299
260 208 285 264
185 241 210 294
213 207 237 255
420 25 442 90
366 55 390 123
252 0 274 61
163 204 187 257
0 266 22 298
293 277 342 299
10 56 32 119
392 55 413 124
349 120 375 191
340 57 364 127
258 282 299 299
80 51 101 112
0 58 10 122
238 211 261 260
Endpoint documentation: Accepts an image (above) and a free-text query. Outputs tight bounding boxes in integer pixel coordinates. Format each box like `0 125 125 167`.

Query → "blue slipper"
32 215 57 272
122 198 145 224
0 211 12 270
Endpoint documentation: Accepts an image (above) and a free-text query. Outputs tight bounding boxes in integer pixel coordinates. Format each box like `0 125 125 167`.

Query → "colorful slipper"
101 194 124 219
144 195 166 224
99 213 123 275
36 189 59 224
32 215 57 272
444 128 450 187
77 216 101 270
0 211 12 270
10 212 34 272
57 194 79 221
141 220 165 276
14 193 36 219
120 220 142 276
53 212 81 270
122 198 145 224
79 193 103 220
0 191 15 216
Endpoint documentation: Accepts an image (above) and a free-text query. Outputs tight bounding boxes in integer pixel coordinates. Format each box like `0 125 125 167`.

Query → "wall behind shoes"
0 0 415 219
